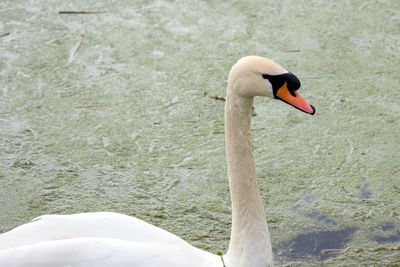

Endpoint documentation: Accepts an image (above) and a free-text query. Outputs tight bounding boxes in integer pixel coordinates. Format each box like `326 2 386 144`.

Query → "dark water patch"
276 227 357 260
360 183 372 199
373 222 400 243
305 211 336 226
373 231 400 243
379 222 395 231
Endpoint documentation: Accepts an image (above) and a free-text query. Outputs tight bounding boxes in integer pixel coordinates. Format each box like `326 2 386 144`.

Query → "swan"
0 56 315 267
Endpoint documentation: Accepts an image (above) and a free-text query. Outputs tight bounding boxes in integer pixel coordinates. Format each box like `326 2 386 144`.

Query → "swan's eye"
262 74 269 80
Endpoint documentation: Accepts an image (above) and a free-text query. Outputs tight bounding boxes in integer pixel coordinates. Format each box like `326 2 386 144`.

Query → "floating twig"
0 32 10 38
200 235 230 240
375 68 400 75
210 95 226 102
207 215 231 225
346 147 355 161
59 10 107 14
74 104 114 109
67 32 85 66
166 179 179 191
391 168 400 174
285 49 301 53
322 246 400 255
164 99 180 108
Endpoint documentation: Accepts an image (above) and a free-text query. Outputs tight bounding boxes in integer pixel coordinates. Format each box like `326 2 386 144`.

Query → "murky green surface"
1 0 399 265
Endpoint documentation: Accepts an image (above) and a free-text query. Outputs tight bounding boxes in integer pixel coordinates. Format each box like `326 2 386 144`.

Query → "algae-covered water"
1 0 399 265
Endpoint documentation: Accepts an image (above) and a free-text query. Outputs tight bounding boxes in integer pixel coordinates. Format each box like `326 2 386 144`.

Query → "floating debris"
375 68 400 75
322 246 400 255
59 10 107 14
210 95 226 102
67 32 85 66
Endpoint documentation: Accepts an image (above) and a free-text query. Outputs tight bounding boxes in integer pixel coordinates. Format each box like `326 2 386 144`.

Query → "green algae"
1 0 399 265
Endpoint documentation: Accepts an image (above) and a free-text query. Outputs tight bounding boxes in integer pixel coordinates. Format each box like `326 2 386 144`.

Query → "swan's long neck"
224 91 273 267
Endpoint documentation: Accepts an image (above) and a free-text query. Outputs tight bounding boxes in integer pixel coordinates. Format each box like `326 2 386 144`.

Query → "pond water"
1 0 399 265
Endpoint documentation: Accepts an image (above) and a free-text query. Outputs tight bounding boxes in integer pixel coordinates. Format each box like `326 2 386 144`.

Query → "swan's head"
228 56 315 115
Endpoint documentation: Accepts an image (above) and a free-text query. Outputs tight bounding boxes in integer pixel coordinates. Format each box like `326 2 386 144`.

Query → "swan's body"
0 213 220 267
0 56 314 267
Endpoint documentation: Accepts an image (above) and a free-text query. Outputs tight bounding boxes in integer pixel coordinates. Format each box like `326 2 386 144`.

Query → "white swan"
0 56 315 267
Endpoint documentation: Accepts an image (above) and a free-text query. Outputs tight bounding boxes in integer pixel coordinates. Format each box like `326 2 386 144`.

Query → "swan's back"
0 212 221 267
0 212 186 250
0 237 221 267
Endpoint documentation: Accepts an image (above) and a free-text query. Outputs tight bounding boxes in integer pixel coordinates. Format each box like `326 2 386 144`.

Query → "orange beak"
275 82 315 115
